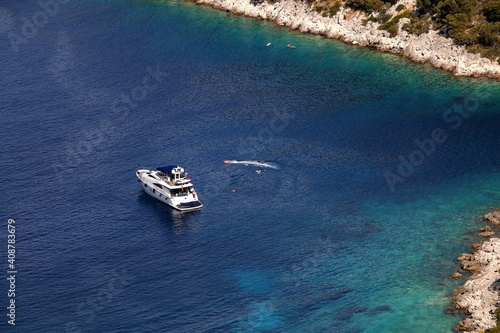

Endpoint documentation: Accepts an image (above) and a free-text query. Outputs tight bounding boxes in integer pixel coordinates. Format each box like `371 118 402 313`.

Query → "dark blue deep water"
1 0 500 332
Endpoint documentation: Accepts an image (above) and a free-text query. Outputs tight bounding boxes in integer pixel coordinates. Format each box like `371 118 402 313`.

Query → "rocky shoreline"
194 0 500 79
453 211 500 333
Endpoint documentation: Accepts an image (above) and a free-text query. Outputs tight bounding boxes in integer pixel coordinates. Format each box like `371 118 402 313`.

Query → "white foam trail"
224 160 278 169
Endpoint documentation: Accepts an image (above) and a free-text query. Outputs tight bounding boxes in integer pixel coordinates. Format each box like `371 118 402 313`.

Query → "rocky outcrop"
453 238 500 332
479 225 495 238
485 211 500 227
453 217 500 332
195 0 500 79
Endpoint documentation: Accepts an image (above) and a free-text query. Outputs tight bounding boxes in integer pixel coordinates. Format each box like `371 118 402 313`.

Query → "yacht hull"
136 169 203 211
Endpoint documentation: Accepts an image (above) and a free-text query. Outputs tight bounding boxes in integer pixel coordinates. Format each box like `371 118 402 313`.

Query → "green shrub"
387 22 399 35
484 0 500 22
379 12 393 23
305 0 498 60
468 43 500 60
410 0 500 56
379 10 412 36
416 0 437 13
379 20 398 35
313 3 323 12
344 0 401 13
433 0 478 25
316 1 343 17
443 13 469 41
362 15 378 25
478 21 500 47
461 26 480 44
403 14 431 34
396 10 412 19
329 1 342 16
344 0 384 13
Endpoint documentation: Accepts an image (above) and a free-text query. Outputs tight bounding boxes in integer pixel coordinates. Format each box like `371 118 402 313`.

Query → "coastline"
453 211 500 333
194 0 500 79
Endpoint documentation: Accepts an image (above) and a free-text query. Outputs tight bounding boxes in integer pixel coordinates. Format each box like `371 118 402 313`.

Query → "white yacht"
136 165 203 211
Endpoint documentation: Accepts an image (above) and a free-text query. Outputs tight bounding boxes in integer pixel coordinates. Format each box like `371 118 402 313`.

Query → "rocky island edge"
193 0 500 79
453 211 500 333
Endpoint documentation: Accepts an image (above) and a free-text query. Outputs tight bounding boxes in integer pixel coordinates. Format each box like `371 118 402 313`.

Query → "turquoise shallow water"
1 0 500 332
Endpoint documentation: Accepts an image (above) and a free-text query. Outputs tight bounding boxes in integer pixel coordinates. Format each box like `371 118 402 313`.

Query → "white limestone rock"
454 238 500 332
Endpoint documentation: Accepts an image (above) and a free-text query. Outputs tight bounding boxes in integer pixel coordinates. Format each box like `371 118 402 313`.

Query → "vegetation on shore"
305 0 500 62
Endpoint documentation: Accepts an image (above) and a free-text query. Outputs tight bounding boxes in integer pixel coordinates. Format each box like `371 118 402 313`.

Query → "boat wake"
223 160 278 169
